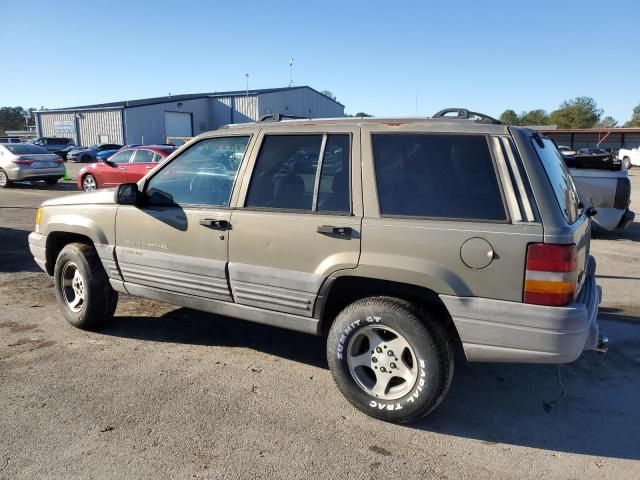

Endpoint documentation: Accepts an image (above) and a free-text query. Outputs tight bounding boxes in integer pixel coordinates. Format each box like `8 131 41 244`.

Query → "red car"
77 145 175 192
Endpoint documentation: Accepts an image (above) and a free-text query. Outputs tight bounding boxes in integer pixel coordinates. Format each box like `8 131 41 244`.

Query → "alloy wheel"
61 262 86 313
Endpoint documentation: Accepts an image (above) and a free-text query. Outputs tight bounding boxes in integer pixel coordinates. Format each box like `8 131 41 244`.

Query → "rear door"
228 125 362 317
127 149 157 182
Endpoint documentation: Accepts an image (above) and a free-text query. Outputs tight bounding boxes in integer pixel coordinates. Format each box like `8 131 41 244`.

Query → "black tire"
45 178 59 185
81 155 91 163
623 157 631 170
0 168 11 188
53 243 118 330
327 296 453 423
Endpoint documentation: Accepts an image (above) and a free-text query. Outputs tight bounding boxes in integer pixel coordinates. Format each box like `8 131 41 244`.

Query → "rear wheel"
623 157 631 170
327 296 453 423
53 243 118 329
0 168 11 188
82 174 97 192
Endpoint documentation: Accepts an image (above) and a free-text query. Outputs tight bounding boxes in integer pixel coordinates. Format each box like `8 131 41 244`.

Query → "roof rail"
258 113 309 122
432 108 502 125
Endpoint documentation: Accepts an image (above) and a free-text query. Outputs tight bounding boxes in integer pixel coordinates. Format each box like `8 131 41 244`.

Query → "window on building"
372 133 506 221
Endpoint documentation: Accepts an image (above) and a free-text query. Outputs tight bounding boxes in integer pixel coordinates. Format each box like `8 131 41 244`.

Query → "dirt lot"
1 169 639 479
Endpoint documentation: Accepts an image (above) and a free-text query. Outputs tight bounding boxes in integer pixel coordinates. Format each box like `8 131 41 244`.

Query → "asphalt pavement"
0 169 639 479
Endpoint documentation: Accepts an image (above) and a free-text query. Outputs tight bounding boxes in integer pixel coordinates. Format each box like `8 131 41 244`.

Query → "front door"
228 127 362 317
115 135 252 302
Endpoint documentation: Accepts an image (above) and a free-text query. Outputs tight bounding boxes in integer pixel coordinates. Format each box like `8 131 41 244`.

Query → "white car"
558 145 576 156
618 147 640 169
0 143 65 188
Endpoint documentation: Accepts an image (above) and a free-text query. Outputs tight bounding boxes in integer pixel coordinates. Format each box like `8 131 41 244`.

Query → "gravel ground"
0 170 639 479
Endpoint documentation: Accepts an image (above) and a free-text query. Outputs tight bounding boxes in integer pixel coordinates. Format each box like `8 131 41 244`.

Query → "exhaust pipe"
594 335 608 354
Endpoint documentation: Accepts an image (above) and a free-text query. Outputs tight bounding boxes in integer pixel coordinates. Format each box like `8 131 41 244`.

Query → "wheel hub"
61 262 86 313
346 325 419 401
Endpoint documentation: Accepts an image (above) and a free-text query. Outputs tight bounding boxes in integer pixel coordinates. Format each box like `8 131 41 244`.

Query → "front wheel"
327 297 453 423
53 243 118 329
82 174 97 192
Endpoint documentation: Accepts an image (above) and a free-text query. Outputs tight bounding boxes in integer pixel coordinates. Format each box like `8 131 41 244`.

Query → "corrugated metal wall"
233 95 259 123
124 97 212 144
258 88 344 119
545 132 640 150
37 112 78 144
211 97 233 129
78 110 123 145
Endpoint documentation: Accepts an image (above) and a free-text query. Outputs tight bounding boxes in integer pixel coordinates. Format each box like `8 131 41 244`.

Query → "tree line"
499 97 640 129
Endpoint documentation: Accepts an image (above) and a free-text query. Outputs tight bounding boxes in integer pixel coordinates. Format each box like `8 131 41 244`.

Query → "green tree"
320 90 337 101
596 116 618 128
623 103 640 127
520 109 550 126
499 109 519 125
549 97 602 128
354 112 373 117
0 106 30 135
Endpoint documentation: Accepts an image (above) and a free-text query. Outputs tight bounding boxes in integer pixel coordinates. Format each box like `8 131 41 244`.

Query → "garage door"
164 112 193 137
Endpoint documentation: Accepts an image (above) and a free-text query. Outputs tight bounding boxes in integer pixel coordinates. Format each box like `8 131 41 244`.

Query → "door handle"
317 225 353 236
119 167 127 171
145 166 153 169
199 218 230 229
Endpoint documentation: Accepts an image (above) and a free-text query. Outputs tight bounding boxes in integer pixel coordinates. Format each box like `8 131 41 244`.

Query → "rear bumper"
8 166 65 181
28 232 48 273
440 255 602 364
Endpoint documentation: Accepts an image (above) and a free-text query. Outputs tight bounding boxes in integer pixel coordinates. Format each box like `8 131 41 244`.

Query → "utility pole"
245 73 249 97
288 58 295 87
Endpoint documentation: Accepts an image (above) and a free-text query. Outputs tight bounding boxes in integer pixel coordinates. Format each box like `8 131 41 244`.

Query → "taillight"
54 159 63 165
524 243 577 307
12 159 33 166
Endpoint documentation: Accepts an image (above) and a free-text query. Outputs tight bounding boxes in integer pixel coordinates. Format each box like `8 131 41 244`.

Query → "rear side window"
372 134 506 221
246 134 351 213
532 137 580 224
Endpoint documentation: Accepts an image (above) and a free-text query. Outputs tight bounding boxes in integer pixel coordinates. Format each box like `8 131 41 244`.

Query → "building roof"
36 86 344 113
539 127 640 134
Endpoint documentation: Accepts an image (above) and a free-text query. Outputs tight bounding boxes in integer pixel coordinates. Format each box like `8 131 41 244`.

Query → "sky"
2 0 639 122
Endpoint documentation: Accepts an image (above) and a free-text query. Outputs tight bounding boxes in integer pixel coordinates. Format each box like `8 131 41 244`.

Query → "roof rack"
432 108 502 125
258 113 309 122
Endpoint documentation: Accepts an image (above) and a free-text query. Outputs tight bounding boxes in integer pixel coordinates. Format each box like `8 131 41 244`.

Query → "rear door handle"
145 166 154 169
199 218 230 229
317 225 353 236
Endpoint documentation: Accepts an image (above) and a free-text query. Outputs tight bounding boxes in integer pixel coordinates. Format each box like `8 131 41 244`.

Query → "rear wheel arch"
315 275 460 344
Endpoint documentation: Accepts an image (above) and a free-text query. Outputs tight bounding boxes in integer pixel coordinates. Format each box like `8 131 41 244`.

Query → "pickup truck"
618 147 640 169
565 161 634 230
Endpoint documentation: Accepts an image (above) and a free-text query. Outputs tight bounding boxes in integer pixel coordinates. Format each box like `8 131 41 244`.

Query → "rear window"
3 144 50 155
532 137 580 224
372 133 506 221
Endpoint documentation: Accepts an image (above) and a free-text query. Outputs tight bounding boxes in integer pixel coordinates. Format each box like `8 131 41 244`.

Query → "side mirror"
116 183 141 205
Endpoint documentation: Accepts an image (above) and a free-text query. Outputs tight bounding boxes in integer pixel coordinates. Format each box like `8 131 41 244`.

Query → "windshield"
533 137 580 224
3 144 50 155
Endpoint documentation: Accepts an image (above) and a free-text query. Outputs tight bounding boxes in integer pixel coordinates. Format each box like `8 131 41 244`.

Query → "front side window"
146 136 249 207
372 133 506 221
109 151 133 164
245 134 350 212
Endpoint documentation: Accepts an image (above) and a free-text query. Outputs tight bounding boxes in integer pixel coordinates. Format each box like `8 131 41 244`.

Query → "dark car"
30 137 74 156
77 145 175 191
67 144 123 163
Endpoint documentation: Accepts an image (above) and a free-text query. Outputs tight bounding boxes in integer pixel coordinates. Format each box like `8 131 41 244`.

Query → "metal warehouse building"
34 86 344 146
539 127 640 151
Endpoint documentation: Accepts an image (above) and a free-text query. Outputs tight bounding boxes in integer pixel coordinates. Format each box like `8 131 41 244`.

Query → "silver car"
0 143 65 188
